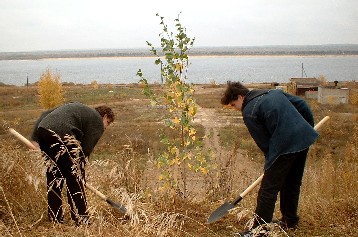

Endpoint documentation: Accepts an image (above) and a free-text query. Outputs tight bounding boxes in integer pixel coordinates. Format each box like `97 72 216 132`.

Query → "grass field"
1 83 357 237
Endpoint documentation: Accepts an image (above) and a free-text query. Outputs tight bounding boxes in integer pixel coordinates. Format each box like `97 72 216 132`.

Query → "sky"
0 0 357 52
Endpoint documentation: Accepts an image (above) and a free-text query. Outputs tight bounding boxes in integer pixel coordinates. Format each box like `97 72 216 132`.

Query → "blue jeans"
254 149 308 227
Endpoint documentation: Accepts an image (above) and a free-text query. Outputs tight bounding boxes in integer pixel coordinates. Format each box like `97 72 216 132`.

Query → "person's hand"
31 141 40 150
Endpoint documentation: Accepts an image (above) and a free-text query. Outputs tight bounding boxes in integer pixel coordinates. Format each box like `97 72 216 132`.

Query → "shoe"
48 215 64 224
237 226 271 237
272 219 297 229
75 215 91 226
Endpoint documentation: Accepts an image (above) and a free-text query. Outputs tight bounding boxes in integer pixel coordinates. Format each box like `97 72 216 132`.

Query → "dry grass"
1 84 357 236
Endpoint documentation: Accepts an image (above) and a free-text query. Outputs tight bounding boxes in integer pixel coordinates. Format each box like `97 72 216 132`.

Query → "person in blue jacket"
31 102 114 225
221 81 318 237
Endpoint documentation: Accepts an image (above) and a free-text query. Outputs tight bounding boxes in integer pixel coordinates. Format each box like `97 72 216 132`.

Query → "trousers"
37 128 88 224
255 148 308 227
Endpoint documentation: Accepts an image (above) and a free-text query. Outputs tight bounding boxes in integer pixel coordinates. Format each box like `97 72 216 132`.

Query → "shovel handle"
239 174 263 199
85 183 107 200
232 174 263 205
9 128 37 150
313 116 330 130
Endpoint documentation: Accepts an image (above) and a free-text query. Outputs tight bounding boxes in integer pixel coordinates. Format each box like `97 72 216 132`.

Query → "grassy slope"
0 84 357 237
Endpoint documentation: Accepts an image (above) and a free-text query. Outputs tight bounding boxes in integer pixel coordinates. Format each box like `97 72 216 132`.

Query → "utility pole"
160 61 163 84
301 63 303 78
301 63 307 77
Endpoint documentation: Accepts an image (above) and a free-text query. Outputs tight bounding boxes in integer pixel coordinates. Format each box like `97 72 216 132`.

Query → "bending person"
221 82 318 236
31 102 114 225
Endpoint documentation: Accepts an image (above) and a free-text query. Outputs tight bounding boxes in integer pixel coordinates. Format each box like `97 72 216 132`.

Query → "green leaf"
136 69 143 77
155 58 161 65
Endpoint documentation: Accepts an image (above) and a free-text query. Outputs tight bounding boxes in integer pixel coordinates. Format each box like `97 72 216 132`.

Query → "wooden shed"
289 77 320 96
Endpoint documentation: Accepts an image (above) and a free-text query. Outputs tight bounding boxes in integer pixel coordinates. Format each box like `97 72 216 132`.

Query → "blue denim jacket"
242 89 319 170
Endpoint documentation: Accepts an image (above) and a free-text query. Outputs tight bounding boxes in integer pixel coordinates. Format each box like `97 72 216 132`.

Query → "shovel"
207 116 330 224
8 128 127 214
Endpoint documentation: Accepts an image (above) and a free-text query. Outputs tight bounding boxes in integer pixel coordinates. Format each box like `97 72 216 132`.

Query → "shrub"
38 68 64 109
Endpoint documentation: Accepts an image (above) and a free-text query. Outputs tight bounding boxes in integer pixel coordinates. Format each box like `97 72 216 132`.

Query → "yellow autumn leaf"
189 128 196 136
173 117 180 124
159 174 165 180
170 146 178 154
188 106 196 116
175 63 183 72
201 167 208 174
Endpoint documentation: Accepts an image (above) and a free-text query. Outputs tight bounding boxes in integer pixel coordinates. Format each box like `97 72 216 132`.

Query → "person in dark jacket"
31 102 114 225
221 82 318 237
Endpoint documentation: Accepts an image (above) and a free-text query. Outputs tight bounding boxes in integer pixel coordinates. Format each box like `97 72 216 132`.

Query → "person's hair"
221 81 250 105
95 105 115 124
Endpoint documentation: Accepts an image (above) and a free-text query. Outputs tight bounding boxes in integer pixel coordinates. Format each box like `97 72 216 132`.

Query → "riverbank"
1 44 357 60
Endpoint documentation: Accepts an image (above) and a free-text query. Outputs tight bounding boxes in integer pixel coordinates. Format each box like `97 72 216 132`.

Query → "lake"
0 55 357 86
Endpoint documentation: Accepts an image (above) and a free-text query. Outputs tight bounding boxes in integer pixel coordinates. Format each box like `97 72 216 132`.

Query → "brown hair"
95 105 115 124
221 81 250 105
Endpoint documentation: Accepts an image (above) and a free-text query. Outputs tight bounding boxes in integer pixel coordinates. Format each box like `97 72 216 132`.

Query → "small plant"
91 80 99 89
317 74 328 86
38 68 64 109
137 14 211 197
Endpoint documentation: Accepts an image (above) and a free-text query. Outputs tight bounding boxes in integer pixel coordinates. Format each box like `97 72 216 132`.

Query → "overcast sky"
1 0 357 52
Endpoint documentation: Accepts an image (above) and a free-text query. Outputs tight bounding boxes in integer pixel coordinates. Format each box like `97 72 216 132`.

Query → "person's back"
242 89 318 169
38 102 104 156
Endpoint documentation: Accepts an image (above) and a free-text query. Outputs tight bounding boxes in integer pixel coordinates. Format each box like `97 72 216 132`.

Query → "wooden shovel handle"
313 116 330 131
239 174 264 199
9 128 37 150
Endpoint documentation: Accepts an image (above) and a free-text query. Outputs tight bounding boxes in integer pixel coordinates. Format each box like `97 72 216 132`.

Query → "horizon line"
1 43 358 54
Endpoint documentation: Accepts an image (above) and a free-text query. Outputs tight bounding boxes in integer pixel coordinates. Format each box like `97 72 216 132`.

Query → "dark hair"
95 105 115 124
221 81 250 105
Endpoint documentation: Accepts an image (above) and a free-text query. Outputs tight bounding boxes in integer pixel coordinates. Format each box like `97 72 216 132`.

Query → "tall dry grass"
0 140 218 237
1 84 357 236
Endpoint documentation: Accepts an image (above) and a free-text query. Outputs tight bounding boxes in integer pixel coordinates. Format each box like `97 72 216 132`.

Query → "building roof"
290 77 319 84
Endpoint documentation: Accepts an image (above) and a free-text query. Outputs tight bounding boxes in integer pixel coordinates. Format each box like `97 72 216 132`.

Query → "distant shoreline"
1 44 357 60
25 54 358 61
1 53 358 61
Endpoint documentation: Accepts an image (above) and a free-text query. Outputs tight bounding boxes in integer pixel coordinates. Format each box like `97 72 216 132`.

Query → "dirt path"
193 105 261 188
194 105 223 151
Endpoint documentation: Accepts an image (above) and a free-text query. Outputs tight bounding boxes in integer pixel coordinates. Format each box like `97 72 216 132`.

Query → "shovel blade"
207 202 235 224
106 198 127 214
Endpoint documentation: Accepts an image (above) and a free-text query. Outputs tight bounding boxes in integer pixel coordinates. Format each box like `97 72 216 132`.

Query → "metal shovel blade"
106 198 127 214
207 174 261 224
207 201 235 224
